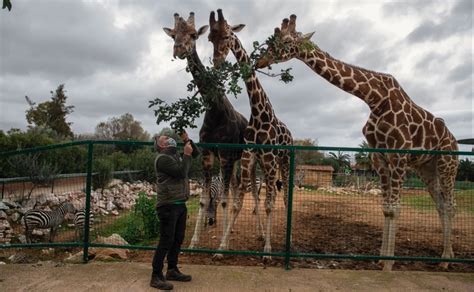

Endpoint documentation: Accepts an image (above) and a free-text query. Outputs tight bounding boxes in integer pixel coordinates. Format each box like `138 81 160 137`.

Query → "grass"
90 196 201 246
404 177 474 190
93 211 132 240
402 190 474 214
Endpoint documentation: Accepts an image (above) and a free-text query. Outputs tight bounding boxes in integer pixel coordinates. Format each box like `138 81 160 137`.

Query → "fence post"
83 141 93 263
284 148 296 270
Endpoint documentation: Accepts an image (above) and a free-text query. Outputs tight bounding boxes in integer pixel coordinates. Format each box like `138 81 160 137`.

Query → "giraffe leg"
214 151 253 259
415 155 457 269
372 153 405 271
436 156 457 268
189 152 214 249
262 160 278 263
252 157 264 240
279 151 291 209
220 157 236 239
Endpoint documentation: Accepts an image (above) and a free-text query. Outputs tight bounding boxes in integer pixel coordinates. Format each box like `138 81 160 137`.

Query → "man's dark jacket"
154 149 192 208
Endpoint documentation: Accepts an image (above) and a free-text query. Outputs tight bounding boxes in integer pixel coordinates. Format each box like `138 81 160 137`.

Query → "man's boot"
166 267 192 282
150 273 174 290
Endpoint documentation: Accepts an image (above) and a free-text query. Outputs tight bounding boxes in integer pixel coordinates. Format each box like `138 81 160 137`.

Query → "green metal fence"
0 140 473 270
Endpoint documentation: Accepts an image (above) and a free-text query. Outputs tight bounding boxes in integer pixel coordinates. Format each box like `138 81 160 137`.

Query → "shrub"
129 148 156 183
134 191 159 239
92 158 113 193
118 191 159 244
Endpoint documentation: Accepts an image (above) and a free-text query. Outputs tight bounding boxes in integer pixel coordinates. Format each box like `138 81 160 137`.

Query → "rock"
9 253 35 264
0 211 7 219
106 201 115 211
93 248 127 261
64 251 84 263
99 209 109 216
0 201 10 210
95 233 129 246
368 189 382 196
2 199 18 209
18 235 27 244
0 261 6 265
111 210 119 216
32 230 44 236
10 212 21 222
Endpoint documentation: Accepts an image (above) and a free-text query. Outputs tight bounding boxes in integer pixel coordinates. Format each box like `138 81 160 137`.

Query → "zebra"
206 175 224 227
251 177 282 215
73 209 95 242
24 201 76 243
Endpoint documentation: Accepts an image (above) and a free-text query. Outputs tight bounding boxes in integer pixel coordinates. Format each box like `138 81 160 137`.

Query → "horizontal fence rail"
0 140 473 271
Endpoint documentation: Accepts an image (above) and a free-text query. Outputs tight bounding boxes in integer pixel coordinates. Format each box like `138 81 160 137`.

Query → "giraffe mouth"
255 56 272 69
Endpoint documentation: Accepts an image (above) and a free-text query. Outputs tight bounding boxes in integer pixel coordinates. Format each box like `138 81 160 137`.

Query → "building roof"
296 165 334 172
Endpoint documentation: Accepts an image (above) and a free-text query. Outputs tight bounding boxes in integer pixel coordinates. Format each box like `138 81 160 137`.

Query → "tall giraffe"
163 12 248 248
208 9 294 261
256 15 459 271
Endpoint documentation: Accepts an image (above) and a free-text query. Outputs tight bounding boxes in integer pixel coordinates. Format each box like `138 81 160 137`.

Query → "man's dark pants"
152 204 187 276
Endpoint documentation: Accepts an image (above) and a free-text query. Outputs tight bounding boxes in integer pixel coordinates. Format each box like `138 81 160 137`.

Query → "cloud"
406 0 472 43
0 0 472 150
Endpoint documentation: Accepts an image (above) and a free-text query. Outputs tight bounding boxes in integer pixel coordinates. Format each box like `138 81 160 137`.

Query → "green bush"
134 191 159 239
108 151 131 171
118 191 159 244
129 148 156 183
92 158 114 193
121 215 144 244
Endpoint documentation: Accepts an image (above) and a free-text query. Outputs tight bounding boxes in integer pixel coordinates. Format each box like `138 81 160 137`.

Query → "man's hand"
180 131 189 143
183 141 193 156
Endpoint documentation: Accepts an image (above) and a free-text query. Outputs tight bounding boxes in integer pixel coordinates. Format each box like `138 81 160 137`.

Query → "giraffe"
208 9 294 261
163 12 248 248
256 15 459 271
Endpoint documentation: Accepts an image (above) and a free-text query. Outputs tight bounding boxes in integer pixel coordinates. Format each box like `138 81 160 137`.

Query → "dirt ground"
1 262 473 292
164 189 473 273
3 187 473 273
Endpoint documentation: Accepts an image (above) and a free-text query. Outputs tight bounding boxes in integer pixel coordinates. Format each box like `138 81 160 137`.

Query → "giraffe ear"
197 25 209 36
163 27 175 38
301 31 315 40
231 24 245 33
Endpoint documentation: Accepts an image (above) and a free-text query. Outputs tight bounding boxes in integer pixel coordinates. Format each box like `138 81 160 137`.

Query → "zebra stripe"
209 176 224 201
74 209 94 241
24 201 76 243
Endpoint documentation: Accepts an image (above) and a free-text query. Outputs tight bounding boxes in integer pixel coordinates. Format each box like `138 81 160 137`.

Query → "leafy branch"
148 36 295 132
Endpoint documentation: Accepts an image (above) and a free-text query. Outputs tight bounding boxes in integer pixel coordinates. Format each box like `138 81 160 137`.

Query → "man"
150 133 198 290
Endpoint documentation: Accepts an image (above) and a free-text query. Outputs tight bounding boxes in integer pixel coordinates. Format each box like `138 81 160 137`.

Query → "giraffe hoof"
213 253 224 260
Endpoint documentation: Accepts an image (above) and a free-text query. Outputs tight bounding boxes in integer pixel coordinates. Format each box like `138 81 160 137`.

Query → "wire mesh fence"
0 140 473 270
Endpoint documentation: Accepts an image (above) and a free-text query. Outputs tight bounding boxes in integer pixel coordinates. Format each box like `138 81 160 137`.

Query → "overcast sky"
0 0 472 151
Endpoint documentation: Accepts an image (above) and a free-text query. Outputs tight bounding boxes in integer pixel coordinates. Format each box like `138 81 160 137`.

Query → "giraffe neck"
186 48 225 110
297 46 390 110
230 35 275 118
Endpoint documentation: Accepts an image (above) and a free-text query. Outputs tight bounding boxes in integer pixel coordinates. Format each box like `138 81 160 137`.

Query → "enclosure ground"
1 262 473 292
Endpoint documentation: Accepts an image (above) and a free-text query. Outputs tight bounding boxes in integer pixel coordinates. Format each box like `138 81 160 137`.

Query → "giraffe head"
163 12 209 59
208 9 245 67
256 14 315 68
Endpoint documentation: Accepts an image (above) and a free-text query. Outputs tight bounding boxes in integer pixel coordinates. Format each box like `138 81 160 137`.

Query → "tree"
457 158 474 182
2 0 11 11
25 84 75 138
354 140 372 171
95 113 150 142
7 153 58 203
328 151 351 174
293 138 324 165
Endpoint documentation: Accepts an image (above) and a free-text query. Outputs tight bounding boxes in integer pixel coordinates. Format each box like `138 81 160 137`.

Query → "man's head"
154 135 177 152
